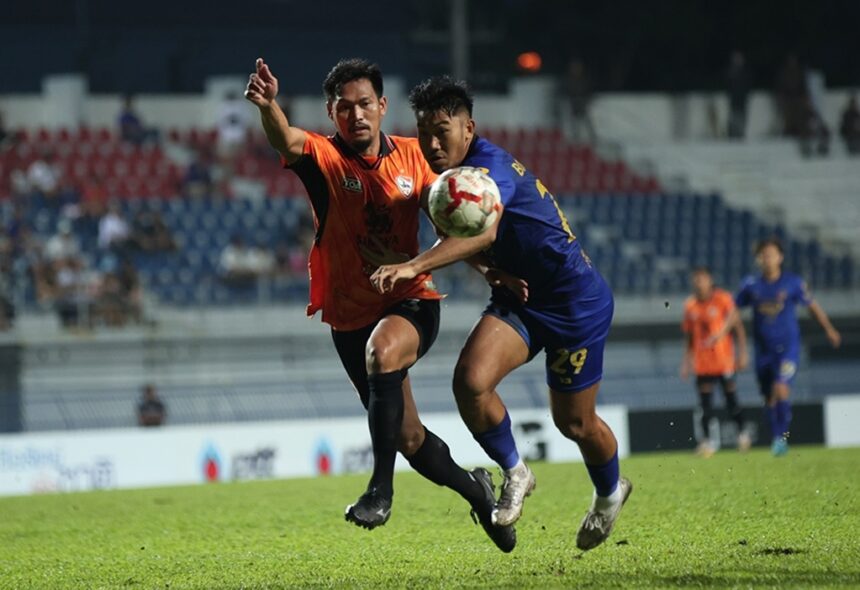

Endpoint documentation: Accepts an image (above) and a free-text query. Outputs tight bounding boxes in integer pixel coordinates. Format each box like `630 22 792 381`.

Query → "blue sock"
766 405 780 440
586 450 620 497
775 400 792 438
473 411 520 470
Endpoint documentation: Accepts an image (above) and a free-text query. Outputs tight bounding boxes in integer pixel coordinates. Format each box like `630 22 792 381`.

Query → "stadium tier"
1 126 856 310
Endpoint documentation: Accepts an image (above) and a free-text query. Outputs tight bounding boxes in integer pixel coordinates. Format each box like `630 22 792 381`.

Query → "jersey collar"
333 131 396 170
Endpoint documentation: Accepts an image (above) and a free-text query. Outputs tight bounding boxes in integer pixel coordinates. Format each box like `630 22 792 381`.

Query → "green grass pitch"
2 446 858 589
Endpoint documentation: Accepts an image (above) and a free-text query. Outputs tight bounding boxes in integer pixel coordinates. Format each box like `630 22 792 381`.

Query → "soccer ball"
427 166 501 238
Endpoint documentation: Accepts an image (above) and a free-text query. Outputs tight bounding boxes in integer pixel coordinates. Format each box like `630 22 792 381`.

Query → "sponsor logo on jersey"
342 176 363 192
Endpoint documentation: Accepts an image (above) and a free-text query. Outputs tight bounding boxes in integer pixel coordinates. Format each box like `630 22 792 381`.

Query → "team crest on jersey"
342 176 363 192
395 175 414 197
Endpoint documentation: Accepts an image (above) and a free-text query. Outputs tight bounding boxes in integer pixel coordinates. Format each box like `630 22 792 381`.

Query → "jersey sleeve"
735 277 754 308
282 131 328 169
718 290 736 316
468 154 516 207
681 303 693 333
794 276 814 306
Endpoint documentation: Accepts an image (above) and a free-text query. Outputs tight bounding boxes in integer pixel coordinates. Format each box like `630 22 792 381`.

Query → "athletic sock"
585 449 620 499
472 410 520 470
406 428 484 506
765 404 780 440
775 399 792 439
366 371 404 498
698 391 713 439
724 391 744 431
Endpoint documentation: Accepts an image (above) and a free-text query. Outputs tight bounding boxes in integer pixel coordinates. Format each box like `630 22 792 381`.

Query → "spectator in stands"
839 93 860 155
96 254 142 326
219 234 273 287
131 210 176 253
726 51 751 139
52 256 96 328
560 58 596 143
26 150 63 202
217 90 250 161
181 152 214 199
118 94 158 146
774 54 807 136
98 202 131 252
137 384 166 427
798 96 830 157
44 219 80 263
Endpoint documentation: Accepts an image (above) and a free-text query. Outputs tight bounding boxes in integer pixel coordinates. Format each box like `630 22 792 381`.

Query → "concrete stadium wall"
0 74 855 141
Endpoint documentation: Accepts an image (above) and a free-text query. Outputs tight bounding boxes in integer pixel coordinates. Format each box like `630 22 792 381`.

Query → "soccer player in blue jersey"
370 76 632 551
733 238 841 456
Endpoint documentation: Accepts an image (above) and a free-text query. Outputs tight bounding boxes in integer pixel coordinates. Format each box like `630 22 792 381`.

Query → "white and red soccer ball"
428 166 501 238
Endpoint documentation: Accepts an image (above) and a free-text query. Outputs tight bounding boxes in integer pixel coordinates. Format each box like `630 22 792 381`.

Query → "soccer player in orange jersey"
681 266 751 457
244 58 514 551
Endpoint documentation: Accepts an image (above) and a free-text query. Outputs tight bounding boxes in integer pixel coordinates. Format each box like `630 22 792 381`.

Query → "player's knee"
452 362 490 400
365 339 400 374
554 414 599 444
397 424 424 456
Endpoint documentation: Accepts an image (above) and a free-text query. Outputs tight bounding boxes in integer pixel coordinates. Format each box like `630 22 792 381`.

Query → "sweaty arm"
244 58 307 163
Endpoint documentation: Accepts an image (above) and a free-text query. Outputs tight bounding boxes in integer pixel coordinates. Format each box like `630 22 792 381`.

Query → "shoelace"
582 511 607 533
498 470 528 508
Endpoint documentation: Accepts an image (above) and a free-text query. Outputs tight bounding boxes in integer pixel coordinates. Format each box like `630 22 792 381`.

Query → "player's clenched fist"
245 58 279 107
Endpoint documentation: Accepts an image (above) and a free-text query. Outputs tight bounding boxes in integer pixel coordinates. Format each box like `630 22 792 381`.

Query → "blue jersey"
735 272 812 354
463 137 603 307
465 137 613 393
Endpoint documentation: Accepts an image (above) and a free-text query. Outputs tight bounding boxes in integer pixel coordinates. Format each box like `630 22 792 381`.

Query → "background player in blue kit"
371 76 632 551
734 238 841 456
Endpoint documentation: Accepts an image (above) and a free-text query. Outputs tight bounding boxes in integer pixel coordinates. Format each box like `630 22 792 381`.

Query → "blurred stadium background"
0 1 858 493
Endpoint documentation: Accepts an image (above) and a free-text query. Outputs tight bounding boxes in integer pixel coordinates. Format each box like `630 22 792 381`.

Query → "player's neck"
695 288 713 301
762 269 782 282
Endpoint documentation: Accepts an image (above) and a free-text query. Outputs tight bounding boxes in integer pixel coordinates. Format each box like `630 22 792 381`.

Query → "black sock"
724 390 744 430
699 392 713 439
366 371 404 498
406 428 485 507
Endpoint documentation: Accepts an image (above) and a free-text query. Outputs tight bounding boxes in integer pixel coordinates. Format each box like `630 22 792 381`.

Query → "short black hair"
322 58 383 102
409 76 474 117
755 237 784 255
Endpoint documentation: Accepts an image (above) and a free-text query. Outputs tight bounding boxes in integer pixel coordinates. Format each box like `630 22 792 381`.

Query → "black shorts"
330 298 440 409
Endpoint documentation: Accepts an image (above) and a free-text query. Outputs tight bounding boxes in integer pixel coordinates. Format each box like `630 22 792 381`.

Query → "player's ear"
465 117 476 140
326 100 334 122
378 95 388 117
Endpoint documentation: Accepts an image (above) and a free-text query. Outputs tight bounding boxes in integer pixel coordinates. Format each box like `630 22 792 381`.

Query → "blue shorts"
755 344 800 398
482 276 614 393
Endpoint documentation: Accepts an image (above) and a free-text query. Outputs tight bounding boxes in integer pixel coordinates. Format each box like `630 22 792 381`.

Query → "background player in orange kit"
681 266 750 457
244 57 514 551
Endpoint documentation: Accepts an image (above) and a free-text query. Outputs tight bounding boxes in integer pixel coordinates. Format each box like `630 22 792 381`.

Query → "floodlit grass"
1 446 858 589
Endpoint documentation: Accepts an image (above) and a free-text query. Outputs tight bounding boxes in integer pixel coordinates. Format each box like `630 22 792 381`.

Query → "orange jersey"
682 288 737 375
286 131 442 331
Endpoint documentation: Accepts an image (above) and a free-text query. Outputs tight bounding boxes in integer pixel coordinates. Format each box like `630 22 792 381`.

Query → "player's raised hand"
245 58 279 107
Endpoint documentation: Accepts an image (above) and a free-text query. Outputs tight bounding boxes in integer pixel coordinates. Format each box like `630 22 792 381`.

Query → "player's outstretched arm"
704 308 741 348
369 218 499 294
245 58 307 163
808 300 841 348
